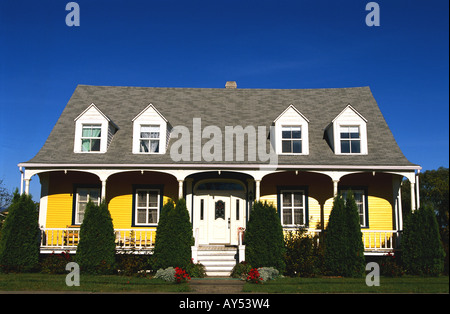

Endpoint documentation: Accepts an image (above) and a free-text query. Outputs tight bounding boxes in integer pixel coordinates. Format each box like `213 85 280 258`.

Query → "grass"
243 276 449 293
0 273 190 293
0 273 448 293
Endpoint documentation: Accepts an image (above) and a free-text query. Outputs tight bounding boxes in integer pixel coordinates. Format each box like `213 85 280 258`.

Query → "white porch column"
24 178 31 195
333 179 339 197
255 179 261 201
178 180 184 199
101 179 107 201
415 171 420 209
410 181 416 211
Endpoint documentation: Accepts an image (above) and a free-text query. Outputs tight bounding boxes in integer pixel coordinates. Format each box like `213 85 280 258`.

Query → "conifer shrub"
153 198 194 269
324 193 365 277
401 205 445 276
0 191 40 273
75 201 116 274
245 201 285 273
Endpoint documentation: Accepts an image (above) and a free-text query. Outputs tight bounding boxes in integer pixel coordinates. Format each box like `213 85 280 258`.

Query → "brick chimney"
225 81 237 89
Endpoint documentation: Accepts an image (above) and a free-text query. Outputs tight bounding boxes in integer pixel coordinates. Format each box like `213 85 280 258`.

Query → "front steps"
196 245 238 277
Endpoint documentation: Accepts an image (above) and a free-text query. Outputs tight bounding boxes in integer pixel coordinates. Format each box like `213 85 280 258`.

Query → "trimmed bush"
0 191 40 273
258 267 280 281
284 227 320 277
153 198 194 269
154 267 176 282
324 193 365 277
401 205 445 276
245 201 285 273
75 201 116 274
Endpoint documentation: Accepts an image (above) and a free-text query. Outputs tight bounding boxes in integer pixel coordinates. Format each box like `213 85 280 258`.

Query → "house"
18 82 421 276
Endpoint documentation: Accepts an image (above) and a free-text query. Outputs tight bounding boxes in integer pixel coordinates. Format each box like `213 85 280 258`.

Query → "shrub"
401 205 445 276
284 228 320 277
324 193 365 277
0 191 40 273
231 261 253 279
258 267 280 281
185 259 206 278
154 267 176 282
245 201 285 273
153 199 194 269
116 251 153 277
379 252 404 277
40 251 72 274
174 267 191 283
75 201 116 274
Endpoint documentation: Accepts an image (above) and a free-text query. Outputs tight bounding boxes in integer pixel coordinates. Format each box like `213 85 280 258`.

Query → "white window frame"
280 190 306 227
339 125 361 154
75 188 101 225
273 105 309 155
281 125 302 154
139 125 161 153
134 189 160 226
341 189 367 227
80 124 102 152
331 105 368 155
132 104 169 154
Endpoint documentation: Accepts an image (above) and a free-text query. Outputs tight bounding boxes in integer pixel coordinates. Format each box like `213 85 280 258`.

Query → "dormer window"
273 104 309 155
139 125 160 153
132 104 170 154
340 126 361 154
326 104 368 155
74 103 118 153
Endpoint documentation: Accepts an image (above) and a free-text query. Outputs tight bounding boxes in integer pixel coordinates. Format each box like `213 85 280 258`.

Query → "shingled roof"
21 84 419 170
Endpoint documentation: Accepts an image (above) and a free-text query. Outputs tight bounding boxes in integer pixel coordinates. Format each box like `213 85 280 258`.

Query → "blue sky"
0 0 448 201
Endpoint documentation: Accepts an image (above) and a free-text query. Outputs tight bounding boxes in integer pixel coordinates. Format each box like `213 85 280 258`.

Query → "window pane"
137 209 146 224
91 139 101 151
349 126 359 138
148 209 158 224
77 203 86 223
78 189 88 202
351 140 361 153
294 208 303 225
148 192 158 208
150 140 159 153
340 126 349 139
282 140 291 153
81 139 91 152
291 127 301 139
140 126 151 139
82 127 92 137
282 127 291 139
283 208 292 225
283 193 292 207
292 140 302 153
341 140 350 153
137 191 147 207
91 127 101 137
140 140 150 152
293 192 303 207
89 189 100 204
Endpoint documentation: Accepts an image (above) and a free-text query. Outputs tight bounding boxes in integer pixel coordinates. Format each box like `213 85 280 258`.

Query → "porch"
39 227 401 256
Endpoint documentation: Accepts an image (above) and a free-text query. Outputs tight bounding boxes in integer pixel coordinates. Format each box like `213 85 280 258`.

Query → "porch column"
101 179 107 201
410 181 416 211
415 172 420 209
24 178 31 195
255 179 261 201
333 179 339 197
178 180 184 199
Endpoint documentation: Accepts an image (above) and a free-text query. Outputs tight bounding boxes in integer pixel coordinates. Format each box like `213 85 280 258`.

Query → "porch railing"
40 228 155 252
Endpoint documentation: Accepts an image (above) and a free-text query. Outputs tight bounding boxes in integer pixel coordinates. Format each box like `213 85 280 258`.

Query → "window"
341 189 367 227
75 188 100 224
340 126 361 154
135 189 160 225
81 124 101 152
139 125 160 153
281 126 302 154
280 190 306 226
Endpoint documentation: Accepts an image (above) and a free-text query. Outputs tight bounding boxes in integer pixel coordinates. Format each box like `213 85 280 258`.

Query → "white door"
209 195 231 244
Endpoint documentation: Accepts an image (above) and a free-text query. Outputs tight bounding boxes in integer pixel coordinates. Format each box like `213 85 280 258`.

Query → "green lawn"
243 276 449 293
0 273 448 293
0 273 190 293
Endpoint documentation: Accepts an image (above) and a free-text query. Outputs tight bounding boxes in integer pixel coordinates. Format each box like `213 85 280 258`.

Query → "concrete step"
196 245 238 277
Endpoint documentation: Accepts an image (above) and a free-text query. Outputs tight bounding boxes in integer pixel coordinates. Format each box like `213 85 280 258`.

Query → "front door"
209 195 231 244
